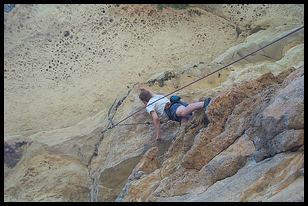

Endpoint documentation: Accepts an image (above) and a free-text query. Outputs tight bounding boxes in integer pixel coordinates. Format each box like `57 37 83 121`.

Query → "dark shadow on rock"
4 140 28 168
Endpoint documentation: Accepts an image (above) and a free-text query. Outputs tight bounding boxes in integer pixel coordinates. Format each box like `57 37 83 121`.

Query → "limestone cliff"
4 4 304 202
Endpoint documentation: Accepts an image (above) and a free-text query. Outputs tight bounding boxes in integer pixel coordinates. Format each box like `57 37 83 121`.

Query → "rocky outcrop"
116 66 304 202
115 147 161 202
182 72 279 169
4 143 91 201
193 4 304 40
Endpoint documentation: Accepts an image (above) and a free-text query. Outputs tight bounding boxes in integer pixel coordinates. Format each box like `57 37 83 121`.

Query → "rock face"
112 66 303 202
4 4 304 202
4 143 91 201
4 4 239 136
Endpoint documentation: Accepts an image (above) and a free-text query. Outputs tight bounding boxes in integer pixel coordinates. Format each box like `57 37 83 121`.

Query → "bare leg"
176 102 203 117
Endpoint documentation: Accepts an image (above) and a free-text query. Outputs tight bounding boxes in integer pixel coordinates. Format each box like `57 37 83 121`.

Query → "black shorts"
164 103 191 122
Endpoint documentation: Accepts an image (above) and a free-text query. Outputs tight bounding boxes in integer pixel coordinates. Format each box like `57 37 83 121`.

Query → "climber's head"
139 88 152 104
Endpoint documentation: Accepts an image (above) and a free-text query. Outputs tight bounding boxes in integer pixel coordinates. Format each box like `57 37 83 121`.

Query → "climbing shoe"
203 97 212 111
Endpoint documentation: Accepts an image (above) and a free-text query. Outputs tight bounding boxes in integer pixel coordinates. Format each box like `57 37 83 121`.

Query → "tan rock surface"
4 149 91 201
4 4 237 136
187 152 304 202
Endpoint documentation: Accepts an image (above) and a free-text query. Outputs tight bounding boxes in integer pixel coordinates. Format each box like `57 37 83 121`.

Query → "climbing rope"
104 25 304 131
114 122 152 126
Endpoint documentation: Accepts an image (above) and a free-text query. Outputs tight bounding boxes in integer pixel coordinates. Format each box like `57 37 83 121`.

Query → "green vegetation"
157 4 189 11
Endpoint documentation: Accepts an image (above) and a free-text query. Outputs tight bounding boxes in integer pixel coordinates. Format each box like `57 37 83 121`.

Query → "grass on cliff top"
157 4 189 11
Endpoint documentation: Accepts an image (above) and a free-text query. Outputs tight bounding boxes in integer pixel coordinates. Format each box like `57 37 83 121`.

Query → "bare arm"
150 111 161 140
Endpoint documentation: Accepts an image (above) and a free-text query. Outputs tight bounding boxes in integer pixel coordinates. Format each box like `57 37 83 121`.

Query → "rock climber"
139 87 211 141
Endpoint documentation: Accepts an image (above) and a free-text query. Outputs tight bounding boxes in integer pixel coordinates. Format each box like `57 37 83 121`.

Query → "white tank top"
146 95 170 121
